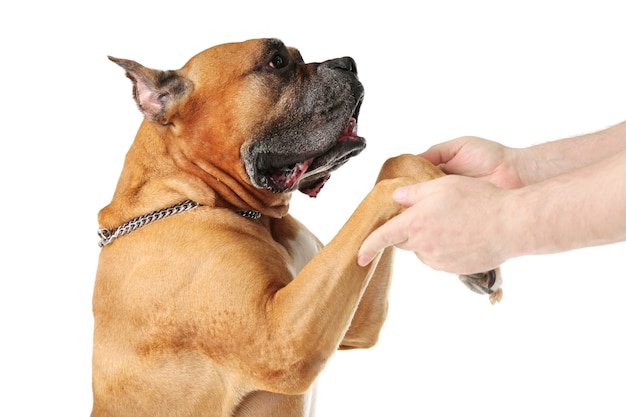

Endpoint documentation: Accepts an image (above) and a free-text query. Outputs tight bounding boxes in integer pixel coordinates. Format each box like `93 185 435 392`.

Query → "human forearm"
506 148 626 258
516 120 626 185
359 135 626 275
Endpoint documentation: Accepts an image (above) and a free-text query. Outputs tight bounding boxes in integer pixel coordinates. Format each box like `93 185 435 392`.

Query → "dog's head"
110 38 365 200
238 40 365 197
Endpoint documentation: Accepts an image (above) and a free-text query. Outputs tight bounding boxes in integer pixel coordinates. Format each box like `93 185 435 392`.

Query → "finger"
392 181 432 206
391 185 412 206
419 138 464 166
357 216 409 266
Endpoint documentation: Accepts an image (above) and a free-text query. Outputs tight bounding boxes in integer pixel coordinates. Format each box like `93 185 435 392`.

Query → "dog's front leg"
265 176 416 393
339 154 444 349
339 246 395 350
264 156 445 395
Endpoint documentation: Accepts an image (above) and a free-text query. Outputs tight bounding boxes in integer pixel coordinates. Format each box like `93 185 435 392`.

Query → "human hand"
421 136 524 189
357 175 513 275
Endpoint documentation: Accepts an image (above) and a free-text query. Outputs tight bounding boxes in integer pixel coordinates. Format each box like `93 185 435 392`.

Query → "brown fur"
92 38 494 417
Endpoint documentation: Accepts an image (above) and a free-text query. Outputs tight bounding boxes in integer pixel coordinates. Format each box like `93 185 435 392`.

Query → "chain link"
236 209 262 220
97 200 201 247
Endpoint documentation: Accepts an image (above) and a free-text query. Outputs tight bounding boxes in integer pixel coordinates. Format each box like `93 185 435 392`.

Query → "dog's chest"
280 228 322 277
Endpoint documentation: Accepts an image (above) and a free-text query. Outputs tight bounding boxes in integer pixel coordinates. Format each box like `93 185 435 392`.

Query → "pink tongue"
271 158 314 190
302 174 331 197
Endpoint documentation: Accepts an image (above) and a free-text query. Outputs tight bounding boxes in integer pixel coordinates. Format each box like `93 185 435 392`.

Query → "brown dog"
92 38 501 417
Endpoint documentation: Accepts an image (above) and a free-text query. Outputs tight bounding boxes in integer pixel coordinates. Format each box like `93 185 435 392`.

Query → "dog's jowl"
92 38 500 417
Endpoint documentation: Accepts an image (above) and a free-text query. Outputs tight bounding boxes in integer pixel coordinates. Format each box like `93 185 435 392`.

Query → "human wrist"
496 179 576 260
502 176 583 258
511 146 545 186
495 188 536 261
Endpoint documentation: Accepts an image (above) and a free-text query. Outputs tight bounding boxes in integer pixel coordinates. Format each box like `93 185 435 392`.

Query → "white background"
2 1 625 416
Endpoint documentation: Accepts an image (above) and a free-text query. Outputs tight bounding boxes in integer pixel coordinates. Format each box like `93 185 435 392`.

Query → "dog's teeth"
343 117 358 137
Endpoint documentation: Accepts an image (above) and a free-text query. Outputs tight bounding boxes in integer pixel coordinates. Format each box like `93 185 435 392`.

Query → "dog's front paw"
376 154 445 183
458 268 503 304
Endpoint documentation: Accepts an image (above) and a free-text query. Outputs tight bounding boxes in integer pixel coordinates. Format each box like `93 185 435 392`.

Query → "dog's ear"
109 56 192 125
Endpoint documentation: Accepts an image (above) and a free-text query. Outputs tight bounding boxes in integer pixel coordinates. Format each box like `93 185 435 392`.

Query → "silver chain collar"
98 200 201 247
237 209 262 220
97 200 262 247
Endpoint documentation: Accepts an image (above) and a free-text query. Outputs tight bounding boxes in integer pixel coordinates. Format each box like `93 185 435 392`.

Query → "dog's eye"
269 54 286 69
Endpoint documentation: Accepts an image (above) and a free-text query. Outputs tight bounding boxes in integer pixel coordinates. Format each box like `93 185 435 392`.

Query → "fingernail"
357 253 372 267
392 186 408 201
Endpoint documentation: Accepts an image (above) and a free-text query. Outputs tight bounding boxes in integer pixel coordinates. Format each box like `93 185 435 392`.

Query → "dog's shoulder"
268 214 323 277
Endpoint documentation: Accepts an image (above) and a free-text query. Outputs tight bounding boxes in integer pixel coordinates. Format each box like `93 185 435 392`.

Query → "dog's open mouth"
256 114 366 197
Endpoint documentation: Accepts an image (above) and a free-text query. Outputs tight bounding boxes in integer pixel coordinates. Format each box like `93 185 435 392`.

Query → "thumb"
357 215 409 266
419 139 461 166
392 183 423 206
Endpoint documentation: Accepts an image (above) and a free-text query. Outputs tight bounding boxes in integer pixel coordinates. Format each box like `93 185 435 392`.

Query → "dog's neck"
98 122 290 230
97 200 261 247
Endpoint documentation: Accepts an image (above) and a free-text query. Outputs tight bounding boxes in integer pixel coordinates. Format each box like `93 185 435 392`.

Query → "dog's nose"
322 57 358 75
